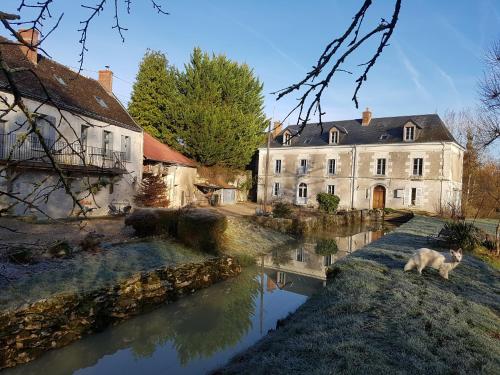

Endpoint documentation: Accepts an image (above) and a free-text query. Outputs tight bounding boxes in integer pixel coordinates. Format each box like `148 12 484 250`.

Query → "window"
405 126 415 141
94 96 108 108
80 125 89 148
298 182 308 198
103 130 113 158
327 159 336 175
413 158 423 176
53 74 67 86
299 159 308 174
330 130 339 144
296 247 305 262
283 132 292 146
273 182 280 196
121 135 131 161
327 185 335 195
376 158 386 175
277 271 286 285
411 188 417 206
324 255 333 267
275 159 282 174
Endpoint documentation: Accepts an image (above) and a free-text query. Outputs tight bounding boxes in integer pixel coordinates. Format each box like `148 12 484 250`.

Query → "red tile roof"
143 132 197 167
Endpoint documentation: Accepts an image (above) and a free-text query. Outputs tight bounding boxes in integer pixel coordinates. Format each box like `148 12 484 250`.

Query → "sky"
2 0 500 126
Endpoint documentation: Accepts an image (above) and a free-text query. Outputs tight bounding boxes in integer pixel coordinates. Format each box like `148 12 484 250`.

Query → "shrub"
384 207 396 214
316 193 340 214
442 221 483 251
315 239 339 256
272 201 293 218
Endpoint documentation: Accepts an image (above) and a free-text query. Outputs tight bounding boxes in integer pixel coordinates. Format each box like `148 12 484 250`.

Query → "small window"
277 271 286 285
330 130 339 144
94 96 108 109
324 254 333 267
376 158 386 175
273 182 280 196
103 130 113 157
327 159 336 175
379 134 389 140
327 185 335 195
411 188 417 206
296 247 305 262
275 159 282 174
81 125 89 148
413 158 423 176
121 135 131 161
283 132 292 146
299 159 308 174
405 126 415 141
53 74 67 86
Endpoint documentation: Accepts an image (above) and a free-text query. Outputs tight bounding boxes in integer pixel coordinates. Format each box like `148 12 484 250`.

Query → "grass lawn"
219 216 500 374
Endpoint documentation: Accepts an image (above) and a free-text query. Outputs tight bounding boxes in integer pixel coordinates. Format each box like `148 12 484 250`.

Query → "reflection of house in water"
263 228 387 296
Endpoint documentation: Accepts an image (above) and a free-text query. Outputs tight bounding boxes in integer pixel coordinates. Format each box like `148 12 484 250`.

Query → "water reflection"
4 221 396 375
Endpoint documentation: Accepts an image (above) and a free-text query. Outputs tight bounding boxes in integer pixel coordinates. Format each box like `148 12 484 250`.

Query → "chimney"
18 28 39 65
362 107 372 126
98 68 113 94
272 121 283 138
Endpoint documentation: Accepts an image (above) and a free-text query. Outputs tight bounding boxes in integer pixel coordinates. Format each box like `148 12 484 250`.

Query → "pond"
3 221 397 375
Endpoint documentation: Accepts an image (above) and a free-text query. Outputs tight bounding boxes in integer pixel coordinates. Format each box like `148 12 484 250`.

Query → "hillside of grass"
219 216 500 374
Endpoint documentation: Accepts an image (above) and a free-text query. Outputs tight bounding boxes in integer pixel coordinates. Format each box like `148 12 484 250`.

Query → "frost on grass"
220 216 500 375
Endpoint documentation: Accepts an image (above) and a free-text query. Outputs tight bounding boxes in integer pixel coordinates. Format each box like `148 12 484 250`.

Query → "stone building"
257 109 464 213
0 30 143 218
143 132 197 208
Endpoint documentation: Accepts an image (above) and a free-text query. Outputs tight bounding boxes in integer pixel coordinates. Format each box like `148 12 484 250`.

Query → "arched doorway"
297 183 308 205
373 185 386 209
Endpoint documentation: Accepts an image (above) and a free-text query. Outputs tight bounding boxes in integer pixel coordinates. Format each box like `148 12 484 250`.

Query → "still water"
5 222 396 375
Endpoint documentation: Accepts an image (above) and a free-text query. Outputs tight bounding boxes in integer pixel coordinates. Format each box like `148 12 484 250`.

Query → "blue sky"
2 0 500 124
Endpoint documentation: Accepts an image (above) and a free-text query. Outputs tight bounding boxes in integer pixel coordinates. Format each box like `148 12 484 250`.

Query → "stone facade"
258 125 463 213
0 256 241 369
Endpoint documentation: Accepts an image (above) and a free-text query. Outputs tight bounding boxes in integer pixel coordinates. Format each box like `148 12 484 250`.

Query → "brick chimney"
18 28 39 65
98 68 113 94
272 121 283 138
362 107 372 126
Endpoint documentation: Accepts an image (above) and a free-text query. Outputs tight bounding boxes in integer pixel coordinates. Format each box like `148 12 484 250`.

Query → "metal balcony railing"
297 166 310 175
0 133 127 172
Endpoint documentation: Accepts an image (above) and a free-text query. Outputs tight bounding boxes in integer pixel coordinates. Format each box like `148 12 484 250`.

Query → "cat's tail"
404 258 416 271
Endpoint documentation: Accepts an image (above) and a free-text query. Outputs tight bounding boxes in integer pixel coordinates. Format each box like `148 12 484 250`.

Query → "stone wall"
253 209 384 235
0 256 240 369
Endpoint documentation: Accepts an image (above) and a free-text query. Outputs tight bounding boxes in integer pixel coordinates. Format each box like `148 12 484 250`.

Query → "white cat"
404 248 463 279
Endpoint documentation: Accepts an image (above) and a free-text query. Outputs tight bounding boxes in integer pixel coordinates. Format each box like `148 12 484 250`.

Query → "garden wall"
254 209 384 235
0 256 240 369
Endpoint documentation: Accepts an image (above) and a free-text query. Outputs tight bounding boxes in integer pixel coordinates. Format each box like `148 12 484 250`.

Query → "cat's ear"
457 248 462 254
450 249 455 256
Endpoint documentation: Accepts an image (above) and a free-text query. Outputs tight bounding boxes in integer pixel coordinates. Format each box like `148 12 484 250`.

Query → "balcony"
297 166 310 176
0 133 127 174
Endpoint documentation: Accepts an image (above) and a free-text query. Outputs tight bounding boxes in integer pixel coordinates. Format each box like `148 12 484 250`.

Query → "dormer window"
329 129 339 144
94 96 108 109
404 125 415 141
283 131 292 146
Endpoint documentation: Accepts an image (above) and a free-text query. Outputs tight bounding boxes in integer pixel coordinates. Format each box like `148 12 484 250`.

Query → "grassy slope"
219 216 500 374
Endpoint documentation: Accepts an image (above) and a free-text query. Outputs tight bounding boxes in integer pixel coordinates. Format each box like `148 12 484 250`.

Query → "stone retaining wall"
254 209 384 235
0 256 241 369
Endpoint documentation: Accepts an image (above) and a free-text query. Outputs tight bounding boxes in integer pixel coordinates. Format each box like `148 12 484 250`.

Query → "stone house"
257 109 464 213
143 132 197 208
0 30 143 218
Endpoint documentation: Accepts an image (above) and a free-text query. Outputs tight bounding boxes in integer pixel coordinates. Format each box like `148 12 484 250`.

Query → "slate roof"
0 36 141 132
143 132 197 167
270 114 458 148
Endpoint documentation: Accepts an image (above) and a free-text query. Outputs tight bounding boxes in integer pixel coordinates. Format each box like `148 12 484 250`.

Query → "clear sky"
2 0 500 125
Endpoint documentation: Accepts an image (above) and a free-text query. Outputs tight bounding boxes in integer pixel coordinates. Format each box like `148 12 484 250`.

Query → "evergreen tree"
134 174 170 207
128 50 180 146
176 48 268 169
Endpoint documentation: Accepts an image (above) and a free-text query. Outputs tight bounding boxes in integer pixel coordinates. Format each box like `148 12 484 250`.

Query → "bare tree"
274 0 402 133
478 39 500 147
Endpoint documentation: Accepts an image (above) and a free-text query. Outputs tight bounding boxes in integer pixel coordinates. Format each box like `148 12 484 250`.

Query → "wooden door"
373 186 386 209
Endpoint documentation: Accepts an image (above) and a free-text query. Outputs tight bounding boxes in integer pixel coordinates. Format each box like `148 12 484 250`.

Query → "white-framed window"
299 159 308 174
327 185 335 195
121 135 131 161
324 254 333 267
283 132 292 146
295 247 305 262
404 126 415 141
277 271 286 285
275 159 282 174
413 158 423 176
327 159 336 175
273 182 280 196
329 129 339 144
376 158 386 175
103 130 113 158
298 182 308 198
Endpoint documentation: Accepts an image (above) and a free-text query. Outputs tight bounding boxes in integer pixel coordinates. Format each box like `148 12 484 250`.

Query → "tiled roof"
143 132 197 167
0 36 141 132
270 114 458 148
